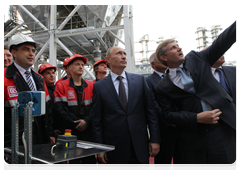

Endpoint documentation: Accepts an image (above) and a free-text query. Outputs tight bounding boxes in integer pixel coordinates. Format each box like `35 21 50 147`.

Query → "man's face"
4 49 13 67
161 42 185 68
69 59 85 76
42 69 56 86
96 63 107 74
106 46 127 70
11 44 36 70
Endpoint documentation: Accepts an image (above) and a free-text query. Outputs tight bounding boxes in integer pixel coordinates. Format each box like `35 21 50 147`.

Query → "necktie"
117 76 128 110
176 67 208 111
25 71 35 91
215 68 231 95
176 67 195 93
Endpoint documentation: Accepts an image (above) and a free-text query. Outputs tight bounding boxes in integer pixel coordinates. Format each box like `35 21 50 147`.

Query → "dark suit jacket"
146 72 178 141
222 66 236 104
155 22 236 153
92 72 160 164
4 63 52 147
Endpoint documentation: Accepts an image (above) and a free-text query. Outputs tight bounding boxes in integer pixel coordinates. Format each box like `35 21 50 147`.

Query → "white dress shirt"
168 63 186 89
211 66 222 82
14 62 36 91
110 71 128 101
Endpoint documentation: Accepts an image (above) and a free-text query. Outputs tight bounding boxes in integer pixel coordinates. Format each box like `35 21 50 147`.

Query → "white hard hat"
9 33 40 51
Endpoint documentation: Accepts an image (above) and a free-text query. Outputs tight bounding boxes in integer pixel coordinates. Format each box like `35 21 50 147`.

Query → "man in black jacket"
155 22 236 163
54 54 95 164
146 53 179 164
4 33 52 148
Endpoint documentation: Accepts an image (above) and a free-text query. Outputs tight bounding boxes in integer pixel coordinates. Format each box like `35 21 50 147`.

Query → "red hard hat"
38 63 57 74
68 54 87 65
63 57 70 66
93 60 108 68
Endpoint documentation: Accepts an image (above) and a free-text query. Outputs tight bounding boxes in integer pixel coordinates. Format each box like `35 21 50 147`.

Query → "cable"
22 132 27 163
51 144 57 156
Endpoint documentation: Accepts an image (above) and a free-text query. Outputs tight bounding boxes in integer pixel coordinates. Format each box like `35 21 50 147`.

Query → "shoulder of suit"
31 69 44 78
222 65 236 70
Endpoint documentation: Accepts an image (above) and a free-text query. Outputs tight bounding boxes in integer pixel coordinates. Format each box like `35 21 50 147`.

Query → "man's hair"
4 45 9 50
106 47 114 57
149 53 156 63
156 39 176 66
94 65 99 76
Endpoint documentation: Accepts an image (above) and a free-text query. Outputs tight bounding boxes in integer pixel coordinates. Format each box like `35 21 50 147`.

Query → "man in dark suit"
203 46 236 105
92 46 160 164
211 52 238 167
146 53 179 164
4 33 52 148
155 21 236 164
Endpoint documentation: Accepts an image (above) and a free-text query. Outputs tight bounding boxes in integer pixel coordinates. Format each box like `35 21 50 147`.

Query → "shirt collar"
212 66 222 73
154 70 165 78
111 71 126 82
14 62 32 76
168 63 183 77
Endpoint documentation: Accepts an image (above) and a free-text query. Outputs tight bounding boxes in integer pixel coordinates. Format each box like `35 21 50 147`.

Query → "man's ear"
150 62 155 69
106 56 110 63
160 55 167 62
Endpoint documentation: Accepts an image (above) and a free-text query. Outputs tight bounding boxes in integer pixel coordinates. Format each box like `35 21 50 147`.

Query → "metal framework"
4 5 136 80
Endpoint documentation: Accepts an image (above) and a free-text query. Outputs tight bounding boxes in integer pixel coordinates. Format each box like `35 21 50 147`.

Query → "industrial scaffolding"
4 5 136 80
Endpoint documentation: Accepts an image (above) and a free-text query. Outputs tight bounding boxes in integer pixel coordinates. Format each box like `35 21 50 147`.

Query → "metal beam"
68 36 94 58
34 40 49 63
55 38 73 56
58 5 82 30
56 25 124 38
31 25 124 41
93 33 109 51
18 5 48 31
108 30 125 45
4 22 24 38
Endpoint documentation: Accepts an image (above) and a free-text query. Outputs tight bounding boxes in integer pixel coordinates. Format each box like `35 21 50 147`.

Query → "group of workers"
4 21 236 164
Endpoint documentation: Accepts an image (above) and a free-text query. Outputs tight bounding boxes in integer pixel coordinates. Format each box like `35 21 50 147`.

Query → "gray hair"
106 47 114 57
149 53 156 64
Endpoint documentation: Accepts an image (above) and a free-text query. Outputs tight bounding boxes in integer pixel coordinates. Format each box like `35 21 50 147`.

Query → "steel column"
49 5 57 66
123 5 135 73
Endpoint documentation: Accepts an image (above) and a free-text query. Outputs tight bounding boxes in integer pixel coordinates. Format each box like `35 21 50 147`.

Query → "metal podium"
6 91 114 164
4 140 114 164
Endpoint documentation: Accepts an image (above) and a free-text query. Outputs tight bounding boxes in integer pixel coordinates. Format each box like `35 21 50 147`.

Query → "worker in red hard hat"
38 63 57 86
38 63 62 142
54 54 96 164
92 59 108 83
55 57 71 85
